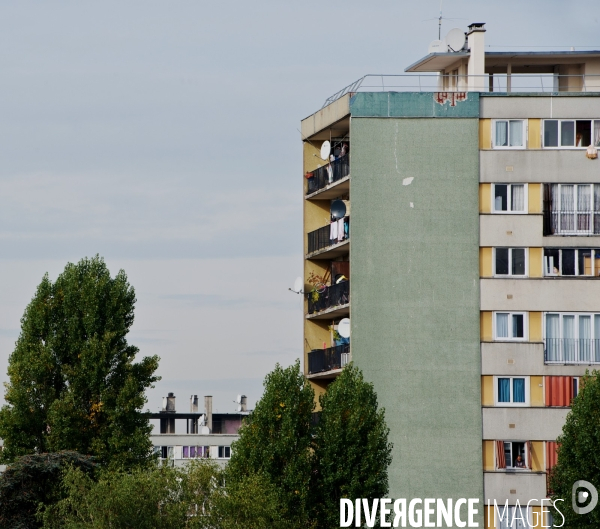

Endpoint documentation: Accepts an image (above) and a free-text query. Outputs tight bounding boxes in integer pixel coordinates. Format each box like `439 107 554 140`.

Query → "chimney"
467 22 486 91
160 392 176 434
204 395 213 432
240 395 247 412
190 395 198 413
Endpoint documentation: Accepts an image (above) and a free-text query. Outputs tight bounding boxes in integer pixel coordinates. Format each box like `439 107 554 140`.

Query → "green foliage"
311 364 393 528
549 370 600 527
41 459 221 529
226 360 315 525
0 451 96 529
0 256 159 469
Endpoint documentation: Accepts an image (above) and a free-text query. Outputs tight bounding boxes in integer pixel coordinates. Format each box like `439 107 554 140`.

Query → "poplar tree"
0 256 159 469
311 364 393 528
549 370 600 528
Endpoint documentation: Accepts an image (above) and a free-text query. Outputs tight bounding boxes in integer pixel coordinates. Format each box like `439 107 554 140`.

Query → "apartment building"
150 393 247 467
300 23 600 528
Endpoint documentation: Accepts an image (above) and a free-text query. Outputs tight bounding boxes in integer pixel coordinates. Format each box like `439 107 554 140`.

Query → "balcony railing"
307 280 349 315
307 217 349 254
306 154 350 195
308 344 350 374
545 338 600 364
544 211 600 235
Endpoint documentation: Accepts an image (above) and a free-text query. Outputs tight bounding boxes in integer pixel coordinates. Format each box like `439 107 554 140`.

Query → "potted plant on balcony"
307 271 327 303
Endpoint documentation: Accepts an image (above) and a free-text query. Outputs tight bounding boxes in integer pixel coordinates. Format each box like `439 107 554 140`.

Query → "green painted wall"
349 113 483 511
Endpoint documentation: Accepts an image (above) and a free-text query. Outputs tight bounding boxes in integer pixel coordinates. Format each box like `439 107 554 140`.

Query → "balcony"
307 344 350 378
543 211 600 236
307 280 349 319
305 154 350 198
545 338 600 364
307 217 349 258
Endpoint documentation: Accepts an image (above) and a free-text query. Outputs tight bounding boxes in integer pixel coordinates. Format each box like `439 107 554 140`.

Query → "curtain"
595 120 600 147
496 313 509 338
183 446 189 458
509 120 523 147
579 315 591 362
546 376 574 407
526 441 533 470
495 121 508 147
594 185 600 234
560 185 575 232
564 315 575 362
578 185 592 232
546 313 560 361
511 184 525 212
513 378 525 403
498 378 511 402
496 440 506 469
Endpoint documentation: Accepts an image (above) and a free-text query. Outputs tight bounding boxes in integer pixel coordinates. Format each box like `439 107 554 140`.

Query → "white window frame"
494 312 528 341
217 445 231 459
501 440 529 470
494 248 528 277
494 376 530 406
544 312 600 364
492 119 527 149
543 119 600 149
492 183 528 214
548 183 596 235
543 248 599 277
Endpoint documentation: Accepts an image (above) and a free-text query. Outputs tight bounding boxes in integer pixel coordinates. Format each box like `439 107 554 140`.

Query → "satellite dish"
445 28 465 52
200 426 210 435
428 39 447 53
289 276 303 295
338 318 350 339
320 141 331 160
331 200 347 219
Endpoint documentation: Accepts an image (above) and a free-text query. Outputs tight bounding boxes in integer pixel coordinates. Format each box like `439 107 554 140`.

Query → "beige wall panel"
482 408 568 441
529 248 543 278
530 376 544 407
303 200 331 254
482 375 494 406
480 150 600 183
481 311 493 341
481 278 600 311
483 473 547 507
480 215 543 247
483 440 496 471
480 247 493 277
303 142 324 175
528 119 541 149
543 235 600 247
480 119 492 150
528 184 542 214
481 342 591 376
481 96 600 119
304 320 331 354
530 441 545 472
530 312 542 342
585 60 600 91
300 94 350 139
480 183 492 212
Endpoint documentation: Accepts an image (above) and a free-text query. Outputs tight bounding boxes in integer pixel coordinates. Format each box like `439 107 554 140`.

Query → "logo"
572 480 598 515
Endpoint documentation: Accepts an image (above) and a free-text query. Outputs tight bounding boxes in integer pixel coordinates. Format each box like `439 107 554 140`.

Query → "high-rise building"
300 22 600 527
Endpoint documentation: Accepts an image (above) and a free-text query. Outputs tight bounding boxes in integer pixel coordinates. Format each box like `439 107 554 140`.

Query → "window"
504 441 527 469
544 248 600 276
493 120 526 148
218 446 231 459
545 313 600 363
495 312 527 340
493 184 526 213
544 184 600 235
495 248 527 276
544 119 600 148
182 446 210 458
495 377 529 405
496 505 532 528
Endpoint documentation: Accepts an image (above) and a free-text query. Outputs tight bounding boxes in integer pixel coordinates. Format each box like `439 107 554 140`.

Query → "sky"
0 1 599 422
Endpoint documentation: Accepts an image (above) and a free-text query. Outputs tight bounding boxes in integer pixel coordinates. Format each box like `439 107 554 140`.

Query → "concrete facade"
350 112 483 502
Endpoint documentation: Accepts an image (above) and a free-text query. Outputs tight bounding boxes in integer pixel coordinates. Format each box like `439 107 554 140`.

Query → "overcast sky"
1 1 599 421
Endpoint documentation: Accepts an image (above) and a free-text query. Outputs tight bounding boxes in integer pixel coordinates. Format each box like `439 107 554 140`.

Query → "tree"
41 459 221 529
0 451 96 529
311 364 393 528
549 370 600 527
0 256 160 468
225 360 314 526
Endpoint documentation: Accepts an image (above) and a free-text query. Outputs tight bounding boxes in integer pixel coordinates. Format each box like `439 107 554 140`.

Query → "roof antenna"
438 0 443 40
